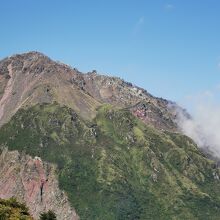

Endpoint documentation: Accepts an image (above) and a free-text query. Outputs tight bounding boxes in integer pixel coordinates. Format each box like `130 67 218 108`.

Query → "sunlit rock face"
0 148 78 220
1 52 220 220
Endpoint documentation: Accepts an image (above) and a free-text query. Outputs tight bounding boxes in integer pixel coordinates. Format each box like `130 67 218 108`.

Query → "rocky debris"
0 58 10 75
70 74 86 90
130 101 178 131
0 148 79 220
81 73 185 131
151 172 158 182
0 52 100 126
0 58 11 102
0 64 13 121
0 51 187 131
82 73 147 106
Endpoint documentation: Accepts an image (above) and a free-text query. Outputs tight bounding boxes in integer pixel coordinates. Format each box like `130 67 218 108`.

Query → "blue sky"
1 0 220 108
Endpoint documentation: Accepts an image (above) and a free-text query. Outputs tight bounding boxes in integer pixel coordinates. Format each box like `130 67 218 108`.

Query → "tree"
0 197 33 220
39 210 57 220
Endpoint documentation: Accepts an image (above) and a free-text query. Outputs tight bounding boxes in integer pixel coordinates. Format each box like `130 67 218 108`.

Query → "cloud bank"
177 88 220 158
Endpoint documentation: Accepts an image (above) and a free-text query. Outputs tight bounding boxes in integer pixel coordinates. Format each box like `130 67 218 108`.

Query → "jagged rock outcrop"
0 148 79 220
0 52 100 127
0 51 185 132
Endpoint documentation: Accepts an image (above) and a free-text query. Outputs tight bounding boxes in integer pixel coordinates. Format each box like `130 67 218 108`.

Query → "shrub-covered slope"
0 103 220 219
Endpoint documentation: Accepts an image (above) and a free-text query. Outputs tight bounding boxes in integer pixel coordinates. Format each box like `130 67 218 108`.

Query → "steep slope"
0 52 219 220
74 72 184 131
0 52 185 131
0 52 100 126
0 103 220 219
0 148 78 220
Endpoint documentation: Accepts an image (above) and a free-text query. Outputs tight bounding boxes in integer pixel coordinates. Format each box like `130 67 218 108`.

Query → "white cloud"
133 16 145 35
165 4 175 10
176 87 220 157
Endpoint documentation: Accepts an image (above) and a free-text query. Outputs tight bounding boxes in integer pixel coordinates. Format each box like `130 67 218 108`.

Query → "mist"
177 89 220 158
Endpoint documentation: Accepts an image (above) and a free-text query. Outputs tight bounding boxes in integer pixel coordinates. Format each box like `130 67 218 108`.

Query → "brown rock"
0 148 79 220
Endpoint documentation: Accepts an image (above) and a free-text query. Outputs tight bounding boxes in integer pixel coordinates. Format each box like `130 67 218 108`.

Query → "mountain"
0 52 184 130
0 52 220 220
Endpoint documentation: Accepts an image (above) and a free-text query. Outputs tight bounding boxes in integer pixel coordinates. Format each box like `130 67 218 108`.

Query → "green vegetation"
0 103 220 219
39 210 56 220
0 197 33 220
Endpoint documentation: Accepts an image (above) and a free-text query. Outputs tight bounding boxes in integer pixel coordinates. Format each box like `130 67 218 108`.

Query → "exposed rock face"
0 52 206 219
0 52 185 132
130 101 177 131
0 148 79 220
0 52 100 126
82 72 153 106
76 72 185 131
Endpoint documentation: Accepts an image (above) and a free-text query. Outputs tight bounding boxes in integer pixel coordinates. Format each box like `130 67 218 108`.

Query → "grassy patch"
0 103 220 219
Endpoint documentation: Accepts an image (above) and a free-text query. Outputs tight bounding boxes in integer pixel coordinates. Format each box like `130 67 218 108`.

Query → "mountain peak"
0 51 183 131
1 52 220 220
10 51 48 60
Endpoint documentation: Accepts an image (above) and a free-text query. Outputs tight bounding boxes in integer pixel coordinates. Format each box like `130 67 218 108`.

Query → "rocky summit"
0 52 220 220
